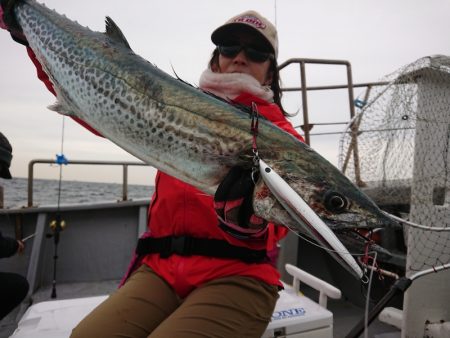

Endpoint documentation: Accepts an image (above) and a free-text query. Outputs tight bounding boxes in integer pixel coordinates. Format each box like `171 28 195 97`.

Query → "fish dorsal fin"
104 16 132 50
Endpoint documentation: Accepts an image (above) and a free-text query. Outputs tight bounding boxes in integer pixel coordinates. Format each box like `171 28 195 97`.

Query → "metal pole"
344 62 365 186
345 277 412 338
345 87 373 186
0 185 3 209
28 161 35 207
345 62 356 119
299 61 311 145
345 263 450 338
122 164 128 201
281 81 389 92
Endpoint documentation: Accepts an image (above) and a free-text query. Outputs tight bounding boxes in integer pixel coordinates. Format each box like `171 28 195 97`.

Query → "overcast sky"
1 0 449 185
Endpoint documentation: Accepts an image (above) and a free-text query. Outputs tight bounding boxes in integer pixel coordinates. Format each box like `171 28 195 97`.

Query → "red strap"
250 102 259 154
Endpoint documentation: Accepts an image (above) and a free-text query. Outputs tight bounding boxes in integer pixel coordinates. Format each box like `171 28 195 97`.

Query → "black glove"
0 232 19 258
0 1 29 46
214 166 268 239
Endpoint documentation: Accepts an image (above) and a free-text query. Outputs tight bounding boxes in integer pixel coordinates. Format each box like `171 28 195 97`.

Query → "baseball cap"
0 132 13 179
211 10 278 58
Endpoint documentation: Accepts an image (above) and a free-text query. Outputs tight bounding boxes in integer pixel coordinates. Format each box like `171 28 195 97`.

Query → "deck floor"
1 281 400 338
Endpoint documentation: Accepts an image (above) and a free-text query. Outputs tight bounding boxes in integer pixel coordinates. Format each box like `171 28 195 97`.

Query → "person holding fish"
1 5 304 337
0 132 29 321
0 230 28 321
70 11 304 338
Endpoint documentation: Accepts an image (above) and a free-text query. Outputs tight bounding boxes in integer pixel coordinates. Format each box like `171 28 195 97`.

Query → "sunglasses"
217 45 274 63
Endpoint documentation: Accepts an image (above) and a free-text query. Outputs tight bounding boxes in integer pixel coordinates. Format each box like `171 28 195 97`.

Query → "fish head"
313 188 398 229
255 154 402 233
304 181 401 231
263 144 401 232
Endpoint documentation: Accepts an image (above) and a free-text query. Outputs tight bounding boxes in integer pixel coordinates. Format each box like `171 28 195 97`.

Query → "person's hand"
16 240 25 254
0 2 28 45
214 166 268 239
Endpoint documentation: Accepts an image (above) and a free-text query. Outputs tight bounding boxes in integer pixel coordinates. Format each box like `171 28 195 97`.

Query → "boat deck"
0 279 400 338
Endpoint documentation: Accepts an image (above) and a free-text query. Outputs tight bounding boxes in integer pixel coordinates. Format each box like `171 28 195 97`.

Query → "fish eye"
323 191 348 213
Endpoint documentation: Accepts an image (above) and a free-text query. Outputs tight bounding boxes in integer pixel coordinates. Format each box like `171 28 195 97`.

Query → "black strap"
136 236 268 264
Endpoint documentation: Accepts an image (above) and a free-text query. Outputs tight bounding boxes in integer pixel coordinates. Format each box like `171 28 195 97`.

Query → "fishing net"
338 55 450 277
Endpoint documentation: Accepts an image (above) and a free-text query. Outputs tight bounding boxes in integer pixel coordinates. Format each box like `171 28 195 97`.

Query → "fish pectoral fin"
104 16 132 50
47 101 75 116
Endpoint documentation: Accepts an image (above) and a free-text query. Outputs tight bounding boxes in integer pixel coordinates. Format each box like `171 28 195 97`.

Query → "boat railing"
278 57 389 145
27 159 150 207
278 57 388 185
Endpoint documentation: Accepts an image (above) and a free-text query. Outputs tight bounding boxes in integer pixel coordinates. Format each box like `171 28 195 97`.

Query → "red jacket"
142 93 304 298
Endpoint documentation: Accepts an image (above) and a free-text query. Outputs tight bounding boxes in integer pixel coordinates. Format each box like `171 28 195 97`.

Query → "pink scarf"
199 69 274 102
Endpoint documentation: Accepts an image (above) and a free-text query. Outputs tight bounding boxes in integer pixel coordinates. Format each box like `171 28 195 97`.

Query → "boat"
1 54 450 337
0 186 399 338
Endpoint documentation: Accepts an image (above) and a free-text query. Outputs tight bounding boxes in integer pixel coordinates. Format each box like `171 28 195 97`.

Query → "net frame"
339 55 450 334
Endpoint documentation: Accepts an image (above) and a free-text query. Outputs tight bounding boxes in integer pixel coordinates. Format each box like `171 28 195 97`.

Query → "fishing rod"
47 214 66 298
46 116 68 299
22 232 37 242
345 263 450 338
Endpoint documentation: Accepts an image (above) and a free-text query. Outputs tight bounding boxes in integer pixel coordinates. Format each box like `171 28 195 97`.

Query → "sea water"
0 177 153 209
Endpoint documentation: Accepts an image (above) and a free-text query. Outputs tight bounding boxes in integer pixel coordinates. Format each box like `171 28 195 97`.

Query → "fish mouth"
323 210 407 273
322 211 402 231
334 229 393 259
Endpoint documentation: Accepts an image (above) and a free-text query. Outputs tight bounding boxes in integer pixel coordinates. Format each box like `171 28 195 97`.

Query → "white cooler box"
11 264 341 338
263 264 341 338
263 284 333 337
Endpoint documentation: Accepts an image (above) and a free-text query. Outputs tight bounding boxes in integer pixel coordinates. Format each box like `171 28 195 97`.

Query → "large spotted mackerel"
1 0 400 279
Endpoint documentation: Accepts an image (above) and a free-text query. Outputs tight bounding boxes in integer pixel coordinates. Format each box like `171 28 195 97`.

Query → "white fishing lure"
259 159 363 279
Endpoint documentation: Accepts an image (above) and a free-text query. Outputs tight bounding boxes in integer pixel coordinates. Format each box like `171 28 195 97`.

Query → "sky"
1 0 449 186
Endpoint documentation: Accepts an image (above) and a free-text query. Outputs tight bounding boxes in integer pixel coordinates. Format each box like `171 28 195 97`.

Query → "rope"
383 211 450 232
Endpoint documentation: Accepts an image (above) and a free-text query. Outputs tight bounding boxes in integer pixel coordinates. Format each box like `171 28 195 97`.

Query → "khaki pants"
71 264 279 338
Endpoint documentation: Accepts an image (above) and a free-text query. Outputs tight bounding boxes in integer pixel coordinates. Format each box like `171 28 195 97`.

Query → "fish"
0 0 401 279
